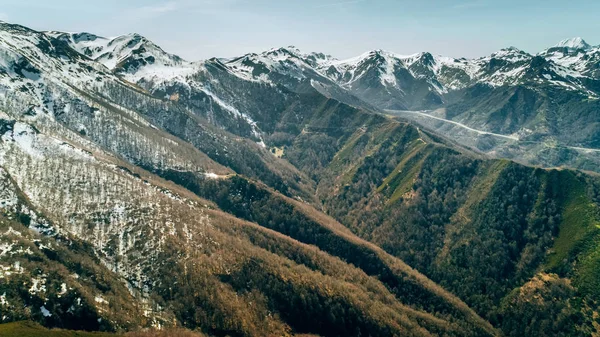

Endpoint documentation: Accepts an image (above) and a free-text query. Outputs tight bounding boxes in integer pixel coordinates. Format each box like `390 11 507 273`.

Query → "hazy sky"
1 0 599 61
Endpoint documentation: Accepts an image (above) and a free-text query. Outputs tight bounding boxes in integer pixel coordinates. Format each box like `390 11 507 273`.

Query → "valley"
0 19 599 337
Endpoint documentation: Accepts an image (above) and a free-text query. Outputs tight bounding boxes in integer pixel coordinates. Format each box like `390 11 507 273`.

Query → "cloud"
452 1 488 9
131 1 179 21
129 0 238 20
315 0 366 9
140 2 178 14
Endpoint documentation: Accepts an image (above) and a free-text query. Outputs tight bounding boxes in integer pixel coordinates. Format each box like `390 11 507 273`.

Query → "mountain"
225 46 330 86
0 21 501 337
47 31 195 82
1 20 600 337
313 50 446 110
552 37 592 51
314 45 597 106
304 44 600 174
540 38 600 79
50 29 600 173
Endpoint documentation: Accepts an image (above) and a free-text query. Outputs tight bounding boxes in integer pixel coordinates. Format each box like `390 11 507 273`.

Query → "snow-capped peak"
265 45 301 57
488 47 530 60
46 31 110 59
329 49 401 69
49 31 185 68
46 31 198 83
304 52 337 68
224 46 337 86
315 49 409 88
553 37 591 51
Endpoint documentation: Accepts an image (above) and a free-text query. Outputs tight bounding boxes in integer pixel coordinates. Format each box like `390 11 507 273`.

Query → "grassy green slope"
0 321 117 337
545 171 600 298
276 104 600 336
0 321 208 337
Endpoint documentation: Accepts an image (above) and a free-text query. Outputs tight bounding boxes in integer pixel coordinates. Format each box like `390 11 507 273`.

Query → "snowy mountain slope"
23 24 600 165
312 50 445 110
553 37 592 51
55 36 356 139
470 47 597 95
308 43 600 167
52 28 599 139
0 23 119 112
222 46 372 109
327 46 597 99
540 38 600 79
57 33 359 110
0 21 316 201
0 37 228 327
50 37 284 152
433 44 600 168
309 45 598 113
0 22 508 337
0 26 239 298
48 25 600 172
44 31 109 58
48 31 198 83
52 28 599 103
0 23 235 179
225 46 333 85
10 22 348 207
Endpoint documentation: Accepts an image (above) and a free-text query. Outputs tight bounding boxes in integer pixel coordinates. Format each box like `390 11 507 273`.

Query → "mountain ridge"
4 19 600 178
1 20 600 337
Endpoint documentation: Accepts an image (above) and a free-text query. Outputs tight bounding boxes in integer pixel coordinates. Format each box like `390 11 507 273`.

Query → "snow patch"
40 306 52 317
0 293 7 306
29 276 47 295
203 172 220 179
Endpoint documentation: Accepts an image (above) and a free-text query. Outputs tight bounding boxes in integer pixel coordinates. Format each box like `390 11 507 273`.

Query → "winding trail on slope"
385 109 600 153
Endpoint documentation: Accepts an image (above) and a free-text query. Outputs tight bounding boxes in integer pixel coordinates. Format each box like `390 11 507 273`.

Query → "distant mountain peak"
265 46 301 57
554 37 591 50
495 46 527 54
366 49 404 59
47 30 193 83
489 46 530 61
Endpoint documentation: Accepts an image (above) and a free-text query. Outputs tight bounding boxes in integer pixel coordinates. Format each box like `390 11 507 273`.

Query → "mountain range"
1 20 600 337
46 29 600 172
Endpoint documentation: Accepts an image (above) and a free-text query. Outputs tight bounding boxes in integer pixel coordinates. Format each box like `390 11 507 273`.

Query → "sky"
1 0 599 61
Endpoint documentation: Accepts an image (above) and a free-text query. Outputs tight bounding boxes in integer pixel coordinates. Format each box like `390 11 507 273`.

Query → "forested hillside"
1 20 600 337
276 104 600 336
